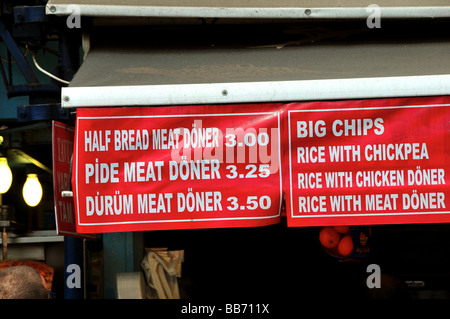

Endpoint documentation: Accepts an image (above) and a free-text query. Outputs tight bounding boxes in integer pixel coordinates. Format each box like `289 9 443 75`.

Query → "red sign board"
52 121 96 238
72 104 283 233
71 96 450 233
285 97 450 226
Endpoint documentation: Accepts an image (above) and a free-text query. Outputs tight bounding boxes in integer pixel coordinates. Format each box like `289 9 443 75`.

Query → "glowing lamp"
0 157 12 194
23 174 42 207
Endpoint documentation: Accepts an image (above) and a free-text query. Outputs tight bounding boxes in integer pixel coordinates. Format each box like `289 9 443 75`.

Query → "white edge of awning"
61 74 450 108
46 5 450 19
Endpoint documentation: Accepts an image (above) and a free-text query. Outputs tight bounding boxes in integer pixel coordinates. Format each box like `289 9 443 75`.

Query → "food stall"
44 0 450 299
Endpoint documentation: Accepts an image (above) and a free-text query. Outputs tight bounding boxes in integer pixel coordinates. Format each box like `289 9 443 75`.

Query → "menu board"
72 104 283 233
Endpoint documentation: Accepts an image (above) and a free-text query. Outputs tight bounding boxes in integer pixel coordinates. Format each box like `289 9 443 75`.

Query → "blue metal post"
103 232 144 299
0 19 38 84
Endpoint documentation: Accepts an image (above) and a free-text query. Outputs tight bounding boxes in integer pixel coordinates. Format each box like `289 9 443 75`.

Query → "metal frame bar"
61 74 450 108
0 19 38 84
46 4 450 19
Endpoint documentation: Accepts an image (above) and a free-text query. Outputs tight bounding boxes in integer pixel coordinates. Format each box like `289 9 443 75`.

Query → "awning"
61 22 450 108
46 0 450 19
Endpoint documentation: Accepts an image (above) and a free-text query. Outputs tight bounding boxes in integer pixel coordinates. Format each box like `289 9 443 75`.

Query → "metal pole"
64 236 84 299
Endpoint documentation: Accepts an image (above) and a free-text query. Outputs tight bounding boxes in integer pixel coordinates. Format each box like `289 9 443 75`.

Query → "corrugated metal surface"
46 0 450 8
61 22 450 107
70 22 450 87
70 42 450 88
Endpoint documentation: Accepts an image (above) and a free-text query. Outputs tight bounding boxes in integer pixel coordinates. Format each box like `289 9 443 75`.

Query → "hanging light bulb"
23 174 42 207
0 157 12 194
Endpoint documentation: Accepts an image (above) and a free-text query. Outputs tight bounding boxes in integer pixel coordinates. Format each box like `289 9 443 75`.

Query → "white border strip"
62 74 450 108
46 4 450 19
